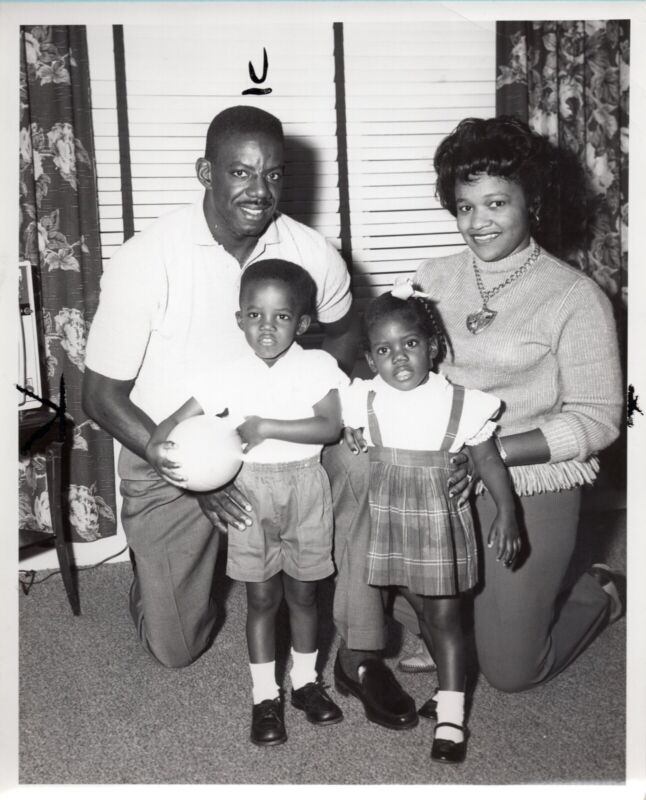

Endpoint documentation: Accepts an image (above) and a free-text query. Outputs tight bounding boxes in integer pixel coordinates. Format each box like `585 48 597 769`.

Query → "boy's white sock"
249 661 280 705
289 648 318 690
435 690 465 744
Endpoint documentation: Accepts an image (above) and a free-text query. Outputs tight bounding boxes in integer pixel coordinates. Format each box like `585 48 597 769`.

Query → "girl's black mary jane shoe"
430 722 467 764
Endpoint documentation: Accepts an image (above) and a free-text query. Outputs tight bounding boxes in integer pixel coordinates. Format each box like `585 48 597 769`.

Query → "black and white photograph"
3 0 645 795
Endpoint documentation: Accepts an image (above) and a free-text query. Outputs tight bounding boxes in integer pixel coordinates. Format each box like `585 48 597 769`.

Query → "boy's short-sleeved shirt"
341 373 500 453
191 343 349 463
85 201 351 423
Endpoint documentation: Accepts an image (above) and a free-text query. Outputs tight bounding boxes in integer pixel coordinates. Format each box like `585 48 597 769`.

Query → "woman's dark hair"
362 290 447 364
433 116 587 255
240 258 317 317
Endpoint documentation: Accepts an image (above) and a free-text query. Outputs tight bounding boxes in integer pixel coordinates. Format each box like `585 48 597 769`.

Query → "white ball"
168 415 243 492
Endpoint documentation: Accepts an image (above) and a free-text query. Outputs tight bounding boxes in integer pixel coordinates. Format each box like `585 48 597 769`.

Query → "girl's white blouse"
340 372 500 453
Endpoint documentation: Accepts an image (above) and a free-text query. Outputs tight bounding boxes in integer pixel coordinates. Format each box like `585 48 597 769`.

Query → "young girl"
146 259 347 747
341 284 521 764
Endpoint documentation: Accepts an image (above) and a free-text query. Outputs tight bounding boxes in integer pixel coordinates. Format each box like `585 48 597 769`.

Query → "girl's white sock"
435 690 465 744
289 648 318 690
249 661 280 704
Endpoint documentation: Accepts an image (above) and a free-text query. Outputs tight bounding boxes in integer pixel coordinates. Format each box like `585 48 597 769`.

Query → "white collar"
372 371 448 395
241 341 304 372
190 199 282 249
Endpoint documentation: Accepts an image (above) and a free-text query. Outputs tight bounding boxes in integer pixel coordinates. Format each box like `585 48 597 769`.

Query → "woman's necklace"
466 243 541 335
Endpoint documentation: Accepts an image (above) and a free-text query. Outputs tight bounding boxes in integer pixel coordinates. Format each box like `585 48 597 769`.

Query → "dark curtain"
496 20 629 490
19 26 116 542
496 20 629 317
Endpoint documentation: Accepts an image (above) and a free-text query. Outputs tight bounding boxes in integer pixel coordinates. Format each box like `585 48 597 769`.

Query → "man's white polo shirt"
85 200 351 423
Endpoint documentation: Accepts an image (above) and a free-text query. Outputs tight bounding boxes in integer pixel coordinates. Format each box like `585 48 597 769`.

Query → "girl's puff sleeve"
456 388 501 450
339 379 370 430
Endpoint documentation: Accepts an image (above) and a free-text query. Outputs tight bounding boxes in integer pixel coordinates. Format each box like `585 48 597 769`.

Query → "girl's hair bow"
390 278 432 301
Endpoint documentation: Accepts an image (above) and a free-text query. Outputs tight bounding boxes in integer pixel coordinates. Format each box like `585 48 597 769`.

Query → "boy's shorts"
226 455 335 583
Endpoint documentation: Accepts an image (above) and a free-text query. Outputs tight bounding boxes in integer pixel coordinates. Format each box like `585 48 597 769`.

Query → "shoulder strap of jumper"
366 390 383 447
439 384 465 452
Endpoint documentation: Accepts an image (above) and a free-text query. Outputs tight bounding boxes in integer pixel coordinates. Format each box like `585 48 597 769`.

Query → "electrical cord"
18 545 129 595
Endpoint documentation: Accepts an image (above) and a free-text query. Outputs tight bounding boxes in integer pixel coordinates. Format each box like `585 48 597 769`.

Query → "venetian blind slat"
344 21 496 303
91 24 342 246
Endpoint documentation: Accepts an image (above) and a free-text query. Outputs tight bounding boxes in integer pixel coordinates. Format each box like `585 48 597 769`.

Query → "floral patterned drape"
19 26 116 542
496 21 629 315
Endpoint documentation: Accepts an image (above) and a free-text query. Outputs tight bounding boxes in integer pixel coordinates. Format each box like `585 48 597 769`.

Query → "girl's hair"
240 259 317 317
433 116 587 254
362 291 447 364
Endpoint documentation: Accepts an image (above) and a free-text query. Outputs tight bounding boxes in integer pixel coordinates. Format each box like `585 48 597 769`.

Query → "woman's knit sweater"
415 240 622 495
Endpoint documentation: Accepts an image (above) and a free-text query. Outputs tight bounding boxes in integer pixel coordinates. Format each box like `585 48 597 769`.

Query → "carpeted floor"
19 507 626 785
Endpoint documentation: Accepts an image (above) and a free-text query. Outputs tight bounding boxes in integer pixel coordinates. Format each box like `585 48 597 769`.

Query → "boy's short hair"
240 259 317 317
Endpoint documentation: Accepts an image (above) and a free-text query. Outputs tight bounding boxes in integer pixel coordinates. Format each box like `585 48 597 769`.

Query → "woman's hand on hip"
196 485 253 534
448 448 476 504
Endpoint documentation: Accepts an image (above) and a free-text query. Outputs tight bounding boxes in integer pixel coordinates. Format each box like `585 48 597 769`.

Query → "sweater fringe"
477 457 599 497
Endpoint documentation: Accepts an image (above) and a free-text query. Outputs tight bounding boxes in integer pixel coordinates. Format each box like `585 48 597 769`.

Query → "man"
83 105 417 731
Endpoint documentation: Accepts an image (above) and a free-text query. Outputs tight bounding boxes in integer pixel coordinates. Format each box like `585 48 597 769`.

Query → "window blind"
87 26 124 269
90 24 341 256
88 21 497 299
343 21 496 305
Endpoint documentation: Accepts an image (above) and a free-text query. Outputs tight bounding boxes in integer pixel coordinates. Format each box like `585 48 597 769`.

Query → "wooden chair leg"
47 442 81 615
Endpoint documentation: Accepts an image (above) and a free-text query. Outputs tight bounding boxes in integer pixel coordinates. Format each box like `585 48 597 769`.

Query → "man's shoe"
418 693 438 720
334 653 418 730
291 681 344 725
431 723 467 764
250 696 287 746
589 563 626 623
398 638 436 674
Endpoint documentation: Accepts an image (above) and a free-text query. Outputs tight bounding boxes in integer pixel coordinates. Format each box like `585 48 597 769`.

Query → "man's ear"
364 351 378 374
235 310 243 330
196 157 212 189
296 315 311 336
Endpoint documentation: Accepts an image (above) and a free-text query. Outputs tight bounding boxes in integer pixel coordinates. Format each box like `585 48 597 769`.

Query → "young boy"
146 259 347 746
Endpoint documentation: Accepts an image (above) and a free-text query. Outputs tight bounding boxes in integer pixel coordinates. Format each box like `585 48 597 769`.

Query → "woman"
411 116 623 692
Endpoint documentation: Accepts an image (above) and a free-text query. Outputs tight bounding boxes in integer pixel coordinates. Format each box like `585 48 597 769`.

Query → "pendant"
466 306 497 335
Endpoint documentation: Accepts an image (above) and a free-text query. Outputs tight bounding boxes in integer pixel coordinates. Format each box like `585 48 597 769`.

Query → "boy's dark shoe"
291 680 344 725
250 696 287 746
334 653 418 730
